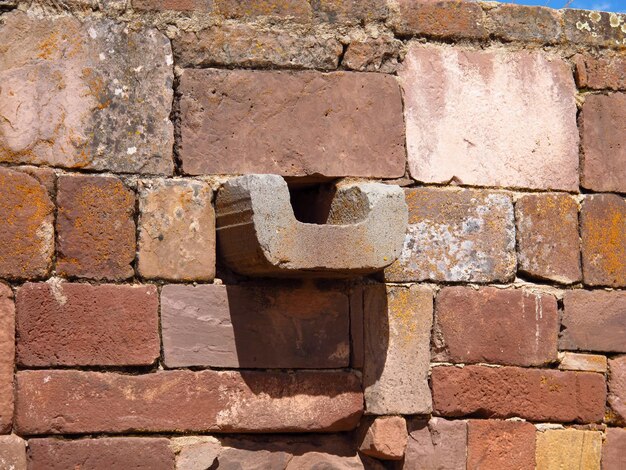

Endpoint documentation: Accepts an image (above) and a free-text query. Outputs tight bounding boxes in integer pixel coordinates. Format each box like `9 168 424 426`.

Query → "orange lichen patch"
37 31 60 60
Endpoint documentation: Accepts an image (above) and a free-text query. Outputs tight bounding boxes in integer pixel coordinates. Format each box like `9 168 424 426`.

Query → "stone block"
558 352 608 373
402 418 467 470
0 435 26 470
467 420 536 470
536 429 602 470
602 428 626 470
609 355 626 424
0 285 14 433
358 416 407 461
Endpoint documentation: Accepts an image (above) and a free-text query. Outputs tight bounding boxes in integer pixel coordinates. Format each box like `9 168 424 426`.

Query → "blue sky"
502 0 626 12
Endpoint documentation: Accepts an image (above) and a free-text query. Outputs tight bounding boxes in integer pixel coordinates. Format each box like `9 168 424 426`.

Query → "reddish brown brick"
603 428 626 470
0 168 54 280
312 0 387 24
580 94 626 193
431 365 606 423
0 284 14 433
467 420 536 470
609 355 626 424
132 0 211 11
433 287 559 366
343 37 401 73
581 194 626 287
215 0 311 19
486 3 562 43
357 416 407 461
563 9 626 48
56 175 136 281
560 290 626 353
404 418 467 469
0 435 26 470
574 53 626 90
16 282 159 367
15 370 363 434
515 193 581 284
28 438 174 470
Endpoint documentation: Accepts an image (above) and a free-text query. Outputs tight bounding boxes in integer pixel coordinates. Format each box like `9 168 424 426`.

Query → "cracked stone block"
216 175 407 277
0 435 26 470
0 285 15 434
535 429 602 470
0 11 173 174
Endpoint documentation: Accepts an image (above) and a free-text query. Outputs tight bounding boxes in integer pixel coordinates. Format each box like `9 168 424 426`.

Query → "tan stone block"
535 429 602 470
558 352 608 373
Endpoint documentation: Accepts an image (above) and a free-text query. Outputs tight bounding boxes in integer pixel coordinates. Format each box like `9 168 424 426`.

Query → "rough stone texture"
431 365 606 423
56 174 136 281
516 193 581 284
0 168 54 280
28 438 175 470
560 290 626 353
433 287 559 366
574 53 626 90
0 284 14 434
385 188 515 283
171 436 222 470
563 10 626 48
0 12 173 174
312 0 387 24
403 418 467 470
390 0 488 39
174 25 342 69
15 370 363 434
16 282 159 367
350 285 365 369
216 176 407 277
558 352 608 373
602 428 626 470
17 165 56 195
343 37 401 73
358 416 407 461
363 284 433 415
486 4 562 43
580 94 626 193
467 420 536 470
609 355 626 424
180 70 405 178
138 179 215 281
581 195 626 287
399 44 579 191
161 283 349 368
0 435 26 470
215 0 312 20
535 429 602 470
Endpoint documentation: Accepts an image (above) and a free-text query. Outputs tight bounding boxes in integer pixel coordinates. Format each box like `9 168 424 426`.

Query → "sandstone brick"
56 174 136 281
363 284 433 415
0 12 173 174
433 287 559 366
16 282 159 367
560 290 626 353
580 94 626 193
399 44 579 191
343 37 401 73
609 356 626 424
467 420 535 469
16 165 55 195
390 0 488 39
28 438 174 470
516 193 581 284
312 0 387 24
536 429 602 470
0 435 26 470
558 352 608 373
581 195 626 287
0 284 14 434
486 3 562 43
350 285 365 369
431 365 606 423
385 188 515 283
215 0 311 19
574 53 626 90
171 436 222 470
563 10 626 48
138 179 215 281
179 70 405 178
216 176 407 276
173 25 342 69
402 418 467 470
15 370 363 434
602 428 626 470
132 0 211 11
161 283 349 368
0 168 54 280
358 416 407 461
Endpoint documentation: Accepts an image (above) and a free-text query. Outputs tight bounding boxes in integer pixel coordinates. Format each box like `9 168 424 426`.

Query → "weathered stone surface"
399 44 579 191
433 287 559 366
215 0 312 19
180 70 405 178
536 429 602 470
216 176 407 277
609 355 626 424
431 365 606 423
171 436 222 470
0 168 54 280
15 370 363 434
0 284 14 434
0 12 173 174
138 179 215 281
385 188 515 283
0 435 26 470
56 174 136 281
603 428 626 470
16 282 159 367
560 290 626 353
574 53 626 90
390 0 488 39
28 438 174 470
516 193 581 284
563 9 626 48
132 0 210 10
403 418 467 470
580 94 626 193
467 420 536 470
16 165 55 195
581 195 626 287
350 285 365 369
343 37 401 73
487 3 562 43
174 25 342 69
558 352 608 373
358 416 407 461
161 283 349 368
312 0 387 24
363 284 433 415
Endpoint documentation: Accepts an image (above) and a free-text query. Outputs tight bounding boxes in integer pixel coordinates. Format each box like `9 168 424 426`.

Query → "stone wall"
0 0 625 468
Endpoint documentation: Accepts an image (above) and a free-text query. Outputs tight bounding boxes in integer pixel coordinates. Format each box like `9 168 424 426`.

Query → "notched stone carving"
216 175 408 277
